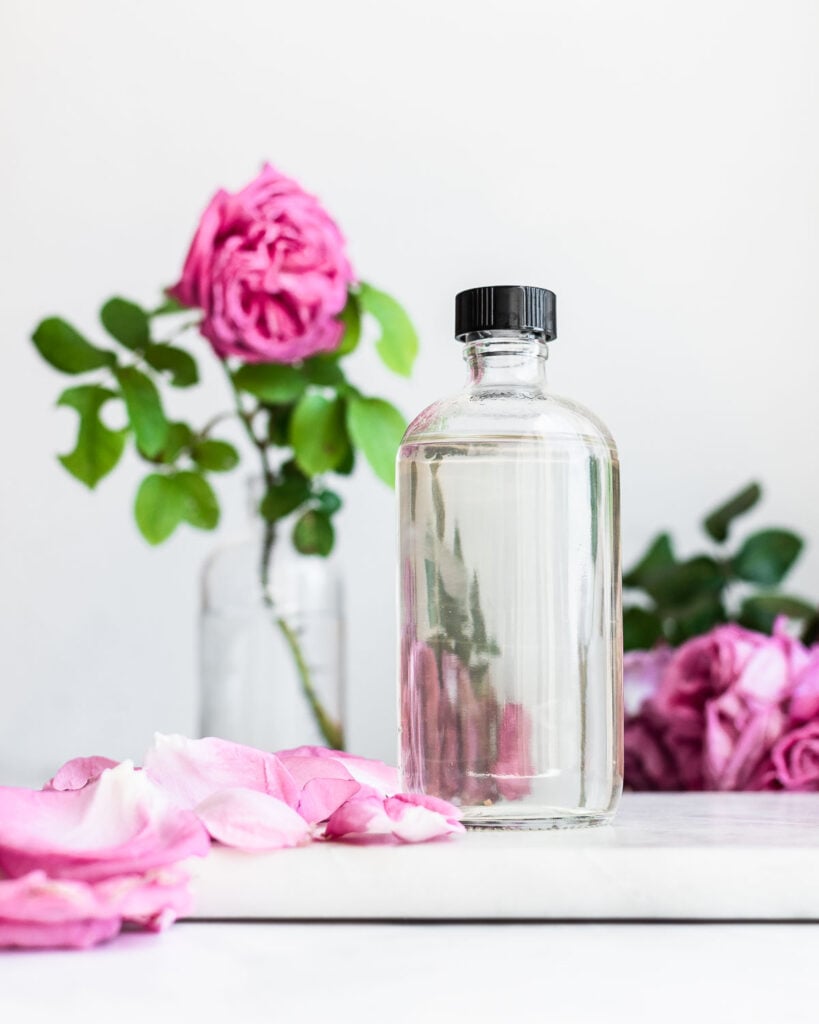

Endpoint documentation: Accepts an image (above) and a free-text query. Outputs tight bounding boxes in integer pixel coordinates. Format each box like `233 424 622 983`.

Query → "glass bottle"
398 286 622 828
200 480 345 752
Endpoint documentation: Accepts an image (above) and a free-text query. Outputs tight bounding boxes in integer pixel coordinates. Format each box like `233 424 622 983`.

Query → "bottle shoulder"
401 388 618 457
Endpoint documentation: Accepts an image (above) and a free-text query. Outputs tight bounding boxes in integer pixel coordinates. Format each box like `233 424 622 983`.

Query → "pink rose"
772 721 819 790
788 649 819 723
623 647 681 790
170 163 353 364
652 625 796 789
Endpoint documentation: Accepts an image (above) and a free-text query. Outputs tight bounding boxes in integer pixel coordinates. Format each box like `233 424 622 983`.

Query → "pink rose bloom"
623 647 680 790
170 163 353 364
652 625 796 789
788 648 819 723
772 721 819 790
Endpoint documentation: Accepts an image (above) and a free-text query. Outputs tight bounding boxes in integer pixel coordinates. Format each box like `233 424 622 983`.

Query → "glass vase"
199 486 345 752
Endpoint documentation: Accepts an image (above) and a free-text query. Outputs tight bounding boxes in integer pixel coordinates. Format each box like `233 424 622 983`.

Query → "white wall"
2 0 818 784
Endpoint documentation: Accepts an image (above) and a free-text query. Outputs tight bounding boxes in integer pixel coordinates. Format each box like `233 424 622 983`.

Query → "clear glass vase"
199 484 345 752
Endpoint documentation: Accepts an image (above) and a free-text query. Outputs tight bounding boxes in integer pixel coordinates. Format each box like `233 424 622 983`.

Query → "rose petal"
0 867 193 950
144 734 299 810
325 791 464 844
0 762 210 881
279 746 398 796
44 756 120 792
194 788 311 851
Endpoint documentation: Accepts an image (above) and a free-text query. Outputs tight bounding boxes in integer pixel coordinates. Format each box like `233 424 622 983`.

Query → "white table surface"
190 793 819 921
4 794 819 1023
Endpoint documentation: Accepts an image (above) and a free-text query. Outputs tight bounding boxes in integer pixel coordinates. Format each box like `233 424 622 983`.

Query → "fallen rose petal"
44 756 120 792
280 746 398 796
0 761 210 881
0 867 193 950
144 734 299 810
194 788 311 851
325 791 464 844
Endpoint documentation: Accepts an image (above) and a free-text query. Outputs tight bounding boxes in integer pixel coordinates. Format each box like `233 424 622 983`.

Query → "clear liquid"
398 436 622 828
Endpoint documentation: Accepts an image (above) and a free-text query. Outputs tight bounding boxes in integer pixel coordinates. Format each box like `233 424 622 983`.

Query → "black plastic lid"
455 285 557 341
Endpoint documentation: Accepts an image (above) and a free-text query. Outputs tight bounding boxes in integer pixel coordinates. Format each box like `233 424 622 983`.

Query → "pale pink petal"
280 746 398 796
0 867 193 950
144 734 299 809
325 791 464 844
44 756 120 792
0 915 121 950
194 788 311 851
95 867 194 930
297 775 361 825
0 762 210 881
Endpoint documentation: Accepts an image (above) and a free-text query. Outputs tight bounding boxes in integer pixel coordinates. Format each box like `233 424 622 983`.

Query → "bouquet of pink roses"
624 622 819 791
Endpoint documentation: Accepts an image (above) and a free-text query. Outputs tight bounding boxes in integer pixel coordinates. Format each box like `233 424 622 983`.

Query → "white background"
1 0 818 784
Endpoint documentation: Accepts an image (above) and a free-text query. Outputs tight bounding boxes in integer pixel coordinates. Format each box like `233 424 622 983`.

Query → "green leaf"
623 533 675 589
315 488 342 515
144 344 199 387
293 509 335 556
289 394 350 476
738 594 816 634
32 318 116 375
358 283 419 377
639 555 724 609
335 445 355 476
191 438 239 473
135 473 185 544
56 385 127 488
733 529 803 586
345 394 406 487
234 363 307 404
159 422 193 464
100 297 150 351
301 357 346 388
666 591 727 645
260 476 311 522
622 606 664 651
703 482 762 543
174 471 219 530
335 292 361 356
114 366 169 458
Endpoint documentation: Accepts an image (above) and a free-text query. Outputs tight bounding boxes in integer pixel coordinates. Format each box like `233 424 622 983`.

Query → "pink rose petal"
44 756 120 792
280 746 399 796
194 788 311 851
325 791 464 844
0 867 193 950
0 761 210 881
144 734 299 810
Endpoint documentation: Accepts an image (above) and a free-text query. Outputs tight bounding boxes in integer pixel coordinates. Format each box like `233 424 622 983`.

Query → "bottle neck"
462 332 549 389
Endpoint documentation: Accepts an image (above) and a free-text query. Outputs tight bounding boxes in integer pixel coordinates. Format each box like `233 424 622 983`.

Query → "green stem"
220 360 344 750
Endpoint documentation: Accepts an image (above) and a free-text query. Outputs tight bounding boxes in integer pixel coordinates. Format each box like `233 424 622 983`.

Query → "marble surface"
188 793 819 921
5 922 819 1024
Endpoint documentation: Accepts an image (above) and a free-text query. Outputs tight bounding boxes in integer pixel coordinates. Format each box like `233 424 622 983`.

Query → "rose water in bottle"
398 286 622 828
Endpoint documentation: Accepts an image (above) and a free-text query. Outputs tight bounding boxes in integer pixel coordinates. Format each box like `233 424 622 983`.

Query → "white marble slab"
187 793 819 921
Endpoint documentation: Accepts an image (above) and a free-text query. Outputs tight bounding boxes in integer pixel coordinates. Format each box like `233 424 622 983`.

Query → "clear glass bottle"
200 480 345 752
398 286 622 828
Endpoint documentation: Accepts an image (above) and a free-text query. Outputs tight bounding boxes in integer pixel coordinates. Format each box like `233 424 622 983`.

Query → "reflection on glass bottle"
398 286 622 828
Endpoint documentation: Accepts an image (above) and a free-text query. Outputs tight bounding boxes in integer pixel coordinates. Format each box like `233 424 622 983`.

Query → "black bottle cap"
455 285 557 341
